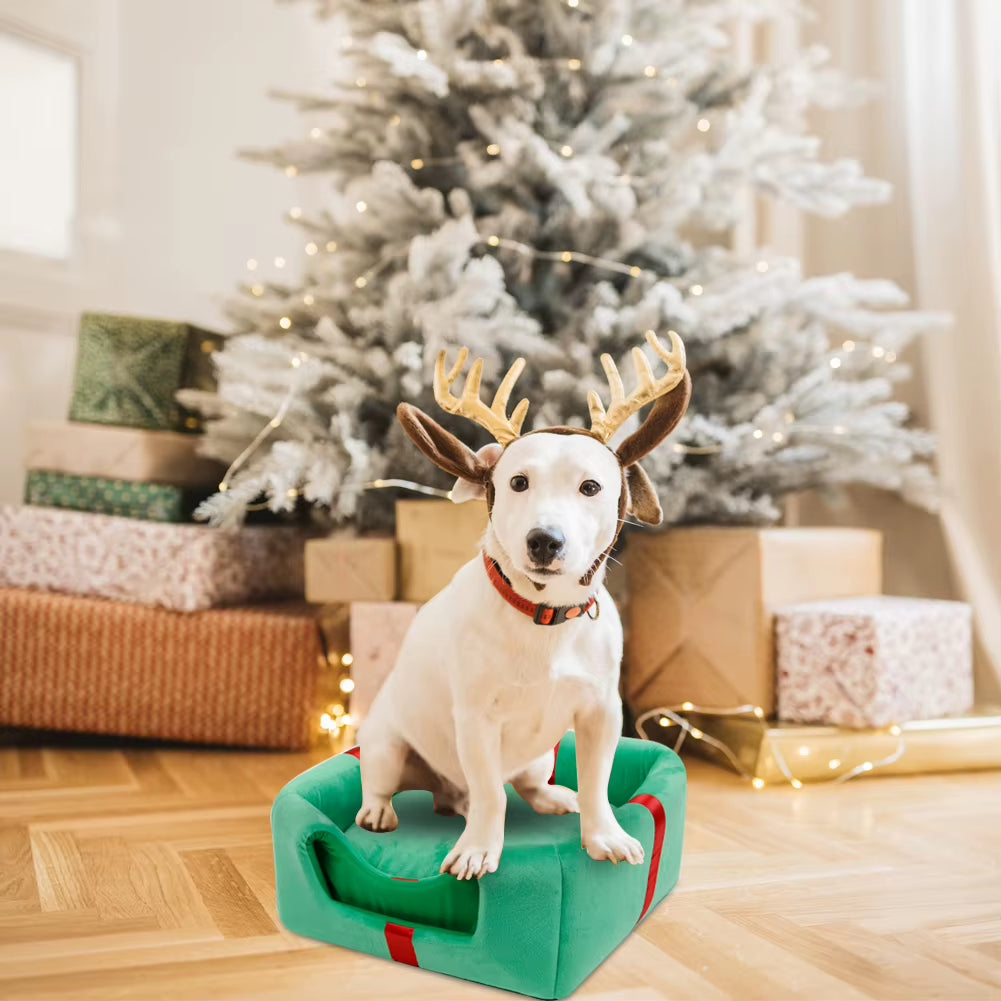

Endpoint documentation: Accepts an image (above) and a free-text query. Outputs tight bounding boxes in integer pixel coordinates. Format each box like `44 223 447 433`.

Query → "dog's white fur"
356 432 644 880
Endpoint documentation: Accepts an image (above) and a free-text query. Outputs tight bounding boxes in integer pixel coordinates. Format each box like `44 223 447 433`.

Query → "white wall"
0 0 336 503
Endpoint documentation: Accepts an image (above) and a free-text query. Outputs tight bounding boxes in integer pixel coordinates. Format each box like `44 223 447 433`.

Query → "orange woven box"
0 589 322 749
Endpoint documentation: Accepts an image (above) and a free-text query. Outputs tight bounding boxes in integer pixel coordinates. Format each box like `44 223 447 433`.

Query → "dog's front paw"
581 821 644 866
440 833 503 880
355 797 399 833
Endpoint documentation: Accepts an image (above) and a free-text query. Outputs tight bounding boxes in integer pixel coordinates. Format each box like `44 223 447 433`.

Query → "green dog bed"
271 732 686 999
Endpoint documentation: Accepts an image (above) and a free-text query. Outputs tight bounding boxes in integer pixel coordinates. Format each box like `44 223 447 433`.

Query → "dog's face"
486 433 622 584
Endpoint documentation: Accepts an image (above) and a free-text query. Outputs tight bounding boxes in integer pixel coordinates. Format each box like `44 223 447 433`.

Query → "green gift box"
68 312 223 433
24 470 205 523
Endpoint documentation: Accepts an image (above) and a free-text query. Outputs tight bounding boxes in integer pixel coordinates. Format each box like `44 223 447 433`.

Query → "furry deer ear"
625 463 663 525
615 371 692 468
451 443 503 502
397 403 493 485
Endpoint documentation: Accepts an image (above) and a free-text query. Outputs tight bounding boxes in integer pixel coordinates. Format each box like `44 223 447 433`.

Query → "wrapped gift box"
68 312 222 432
0 589 321 749
672 708 1001 784
0 505 305 611
305 536 396 603
396 499 488 602
24 421 225 487
24 469 205 522
624 527 882 717
776 596 974 727
349 600 419 723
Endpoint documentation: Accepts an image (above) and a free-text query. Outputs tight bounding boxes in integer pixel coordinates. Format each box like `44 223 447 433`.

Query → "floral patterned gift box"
775 596 974 728
0 506 305 612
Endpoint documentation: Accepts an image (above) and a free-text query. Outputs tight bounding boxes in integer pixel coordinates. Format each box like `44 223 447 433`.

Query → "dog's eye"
580 480 602 497
510 474 529 492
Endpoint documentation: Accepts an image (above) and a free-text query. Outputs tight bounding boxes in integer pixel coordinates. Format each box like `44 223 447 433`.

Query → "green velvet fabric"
271 733 686 999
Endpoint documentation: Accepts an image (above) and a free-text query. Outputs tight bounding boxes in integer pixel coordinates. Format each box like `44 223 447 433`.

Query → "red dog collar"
483 553 598 626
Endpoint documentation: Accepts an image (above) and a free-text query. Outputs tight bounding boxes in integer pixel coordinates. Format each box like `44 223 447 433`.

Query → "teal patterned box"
24 470 205 523
68 313 222 433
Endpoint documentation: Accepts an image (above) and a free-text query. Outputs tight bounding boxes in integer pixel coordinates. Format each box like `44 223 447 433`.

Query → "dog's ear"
615 371 692 468
625 464 663 525
397 403 493 485
451 443 503 502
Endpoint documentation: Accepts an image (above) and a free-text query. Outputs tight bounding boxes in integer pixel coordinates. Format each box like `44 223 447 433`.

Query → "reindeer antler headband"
431 329 687 448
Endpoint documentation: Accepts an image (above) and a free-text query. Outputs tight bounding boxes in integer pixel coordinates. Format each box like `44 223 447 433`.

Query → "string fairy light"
635 702 908 789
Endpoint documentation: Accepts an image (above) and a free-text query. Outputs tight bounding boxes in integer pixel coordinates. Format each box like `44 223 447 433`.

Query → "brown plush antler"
587 330 687 443
434 348 530 445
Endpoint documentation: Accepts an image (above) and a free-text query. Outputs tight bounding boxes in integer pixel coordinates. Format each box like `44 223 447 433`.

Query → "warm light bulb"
885 351 897 363
250 284 263 296
355 276 368 288
643 65 657 78
681 701 694 711
658 716 670 727
872 346 886 358
889 724 901 736
690 284 703 295
303 293 315 305
341 714 354 727
621 34 633 45
771 432 784 444
861 761 874 771
567 58 582 71
690 728 703 740
274 256 286 268
487 235 501 246
286 488 298 499
751 778 765 789
486 143 501 156
246 258 258 271
753 706 765 718
560 145 574 157
830 357 842 369
284 165 298 177
305 242 318 255
356 201 368 213
289 206 302 219
828 758 841 769
339 677 355 693
342 653 354 667
752 429 764 439
310 126 323 139
756 260 769 273
790 779 803 789
279 316 292 330
567 0 579 7
797 746 810 757
410 158 425 170
560 251 574 262
416 48 427 60
697 118 711 132
326 240 338 252
629 266 642 277
843 340 856 351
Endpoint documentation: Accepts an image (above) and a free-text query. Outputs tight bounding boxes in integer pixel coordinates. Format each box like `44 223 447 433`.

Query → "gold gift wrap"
680 708 1001 784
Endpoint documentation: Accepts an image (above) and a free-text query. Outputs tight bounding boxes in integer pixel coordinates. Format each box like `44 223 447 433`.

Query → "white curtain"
898 0 1001 693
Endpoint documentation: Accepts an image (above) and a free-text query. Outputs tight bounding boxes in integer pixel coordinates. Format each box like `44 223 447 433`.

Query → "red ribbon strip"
629 793 666 922
384 922 419 966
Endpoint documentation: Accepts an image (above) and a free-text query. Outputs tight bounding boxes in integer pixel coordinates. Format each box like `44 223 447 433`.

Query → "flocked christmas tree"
182 0 943 532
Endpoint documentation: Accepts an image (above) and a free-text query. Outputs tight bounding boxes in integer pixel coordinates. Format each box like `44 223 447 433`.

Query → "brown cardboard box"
396 499 488 602
305 536 396 603
624 527 882 716
349 601 420 723
24 421 225 487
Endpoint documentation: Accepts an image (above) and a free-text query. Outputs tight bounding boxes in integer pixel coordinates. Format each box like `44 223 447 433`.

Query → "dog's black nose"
527 528 565 566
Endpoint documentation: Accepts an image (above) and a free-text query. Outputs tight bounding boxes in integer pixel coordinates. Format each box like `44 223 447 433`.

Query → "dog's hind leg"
511 751 579 816
355 732 408 833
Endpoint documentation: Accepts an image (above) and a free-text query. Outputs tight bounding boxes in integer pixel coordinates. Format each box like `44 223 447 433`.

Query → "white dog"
356 332 691 881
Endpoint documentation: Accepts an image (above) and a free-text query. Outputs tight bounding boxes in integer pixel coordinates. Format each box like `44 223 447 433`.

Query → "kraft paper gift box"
348 600 420 723
0 589 321 749
24 421 225 487
395 499 488 602
0 505 305 611
775 596 974 727
25 469 205 522
624 527 882 718
68 312 222 433
305 536 397 603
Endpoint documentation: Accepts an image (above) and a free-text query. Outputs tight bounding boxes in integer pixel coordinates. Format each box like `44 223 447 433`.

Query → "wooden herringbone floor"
0 731 999 1001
